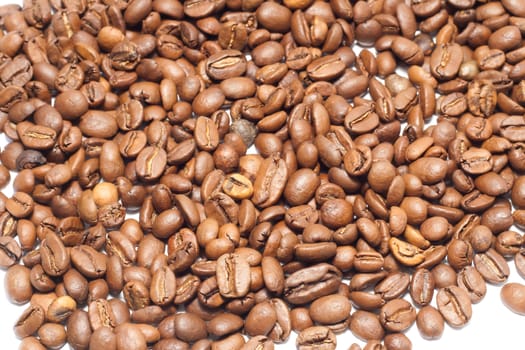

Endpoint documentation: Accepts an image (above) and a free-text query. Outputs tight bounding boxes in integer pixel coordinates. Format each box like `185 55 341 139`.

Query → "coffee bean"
380 299 416 332
436 286 472 328
150 266 176 306
66 310 92 350
222 173 253 200
284 263 342 305
216 253 250 298
40 232 70 277
388 238 425 266
501 283 525 315
416 305 444 340
14 304 45 339
375 272 410 300
0 236 22 268
392 37 424 65
349 310 385 341
410 268 435 307
46 295 77 323
457 266 487 304
309 294 351 326
431 43 463 80
296 326 336 350
474 248 510 284
252 155 288 208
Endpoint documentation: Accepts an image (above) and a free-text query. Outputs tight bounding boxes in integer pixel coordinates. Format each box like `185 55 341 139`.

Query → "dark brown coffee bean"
207 313 244 338
460 148 493 175
244 300 277 337
408 157 448 185
242 335 274 350
345 105 380 135
5 264 31 304
284 168 320 206
88 299 117 331
135 146 167 181
375 272 410 300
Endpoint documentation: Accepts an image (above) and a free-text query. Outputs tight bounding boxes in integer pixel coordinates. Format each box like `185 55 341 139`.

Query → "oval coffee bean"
501 283 525 315
436 286 472 328
216 253 250 298
296 326 336 350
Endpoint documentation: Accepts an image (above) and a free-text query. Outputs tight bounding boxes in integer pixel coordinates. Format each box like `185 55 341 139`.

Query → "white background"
0 0 525 348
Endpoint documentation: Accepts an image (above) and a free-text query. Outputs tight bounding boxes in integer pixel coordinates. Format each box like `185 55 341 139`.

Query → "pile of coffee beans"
0 0 524 349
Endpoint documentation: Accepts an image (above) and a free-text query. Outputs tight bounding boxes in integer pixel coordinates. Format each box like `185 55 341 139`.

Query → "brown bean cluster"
0 0 524 349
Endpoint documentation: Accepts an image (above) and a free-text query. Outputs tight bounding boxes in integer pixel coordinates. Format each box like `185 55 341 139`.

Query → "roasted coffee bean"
5 265 32 304
150 266 176 306
431 43 463 81
284 263 342 305
410 268 435 307
501 283 525 315
216 253 250 298
375 272 410 300
14 304 45 339
416 305 445 340
261 256 285 295
296 326 336 350
388 238 425 266
47 295 77 323
436 286 472 328
379 299 416 332
88 299 117 331
474 248 509 284
66 309 92 350
206 50 247 81
349 310 385 341
38 322 67 348
457 266 486 304
392 37 424 65
309 294 351 326
252 155 288 208
307 55 346 81
0 236 22 268
208 313 244 338
40 232 70 276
